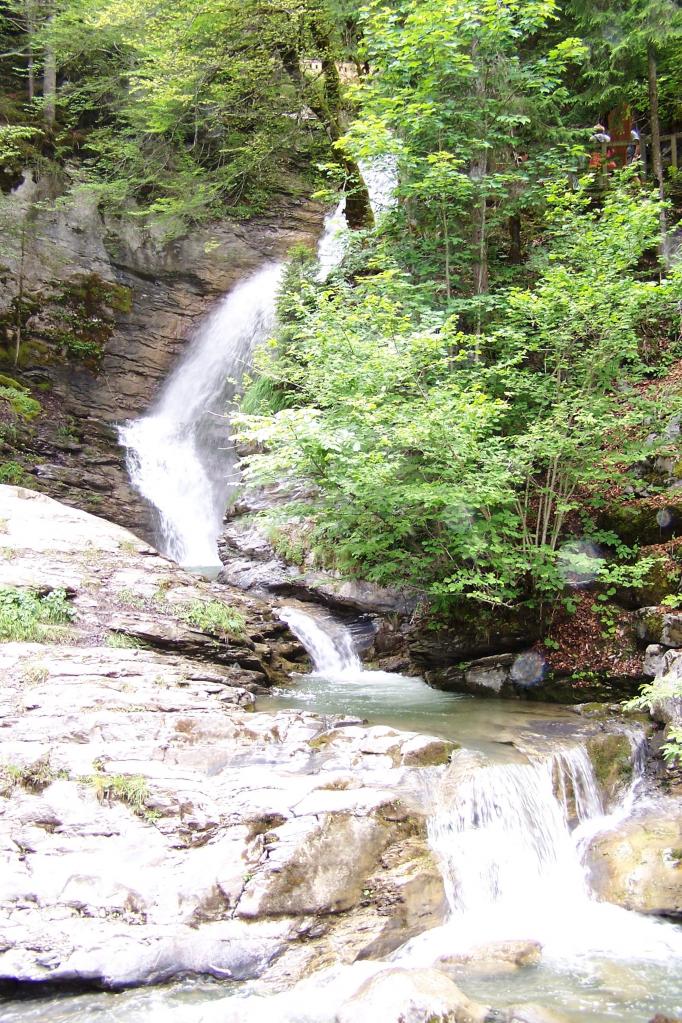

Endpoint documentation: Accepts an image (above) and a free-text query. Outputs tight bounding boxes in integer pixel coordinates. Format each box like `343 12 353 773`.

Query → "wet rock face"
1 173 324 535
0 486 449 991
586 800 682 919
334 967 490 1023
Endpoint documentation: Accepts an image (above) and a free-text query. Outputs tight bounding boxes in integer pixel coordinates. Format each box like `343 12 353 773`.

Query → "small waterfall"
415 741 682 963
119 264 283 573
429 748 602 925
278 606 362 677
316 157 397 282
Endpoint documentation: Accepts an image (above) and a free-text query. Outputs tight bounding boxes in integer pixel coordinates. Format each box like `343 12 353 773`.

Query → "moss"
586 733 633 800
2 273 133 371
632 558 682 607
599 497 682 547
641 609 664 643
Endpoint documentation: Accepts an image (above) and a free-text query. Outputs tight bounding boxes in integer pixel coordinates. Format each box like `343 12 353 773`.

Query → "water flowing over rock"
120 263 283 572
278 605 362 676
0 486 451 992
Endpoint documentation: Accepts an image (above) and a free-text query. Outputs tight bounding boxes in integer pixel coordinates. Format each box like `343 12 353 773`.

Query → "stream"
17 177 678 1021
6 608 682 1023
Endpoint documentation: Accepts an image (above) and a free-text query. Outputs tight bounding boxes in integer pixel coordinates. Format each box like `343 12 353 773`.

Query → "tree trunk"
43 41 56 126
647 43 669 267
509 214 522 264
471 162 489 298
25 0 35 101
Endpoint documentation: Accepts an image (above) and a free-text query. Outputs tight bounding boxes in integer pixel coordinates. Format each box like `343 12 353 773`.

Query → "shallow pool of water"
260 670 580 762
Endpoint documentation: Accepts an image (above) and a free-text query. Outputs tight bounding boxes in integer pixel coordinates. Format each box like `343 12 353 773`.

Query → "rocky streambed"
0 485 681 1022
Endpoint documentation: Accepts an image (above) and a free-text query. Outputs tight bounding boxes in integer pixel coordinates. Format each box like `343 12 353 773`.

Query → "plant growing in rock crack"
84 772 154 817
106 632 143 649
115 587 147 609
0 587 74 642
179 600 246 638
21 662 49 684
1 756 68 796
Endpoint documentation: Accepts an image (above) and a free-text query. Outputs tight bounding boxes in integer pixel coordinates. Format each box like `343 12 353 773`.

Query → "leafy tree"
236 176 682 610
339 0 588 307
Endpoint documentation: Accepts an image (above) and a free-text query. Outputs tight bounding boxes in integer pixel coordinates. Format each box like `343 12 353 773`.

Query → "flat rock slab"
0 486 450 990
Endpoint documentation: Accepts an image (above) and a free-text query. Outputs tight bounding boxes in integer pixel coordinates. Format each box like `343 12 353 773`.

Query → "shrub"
1 756 68 796
85 773 157 818
0 587 74 642
625 675 682 766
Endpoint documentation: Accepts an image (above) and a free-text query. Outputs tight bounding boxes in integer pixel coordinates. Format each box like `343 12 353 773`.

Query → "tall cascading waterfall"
119 265 283 574
278 606 362 677
119 165 393 573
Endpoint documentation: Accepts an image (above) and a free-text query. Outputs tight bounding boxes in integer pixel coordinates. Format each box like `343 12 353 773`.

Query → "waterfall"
278 606 362 677
119 264 283 573
428 748 602 925
119 162 391 573
407 742 682 965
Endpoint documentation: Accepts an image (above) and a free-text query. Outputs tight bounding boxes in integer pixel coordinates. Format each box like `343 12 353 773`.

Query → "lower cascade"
119 263 283 574
418 746 682 964
278 606 363 677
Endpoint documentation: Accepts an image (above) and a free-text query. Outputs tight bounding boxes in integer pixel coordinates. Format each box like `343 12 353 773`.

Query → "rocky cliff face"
0 172 324 534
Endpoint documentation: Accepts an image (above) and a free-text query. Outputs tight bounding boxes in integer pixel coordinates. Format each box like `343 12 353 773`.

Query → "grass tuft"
179 600 246 637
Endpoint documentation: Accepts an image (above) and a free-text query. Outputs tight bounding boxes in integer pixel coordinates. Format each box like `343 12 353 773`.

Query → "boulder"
586 800 682 918
436 939 542 976
335 967 490 1023
410 610 541 670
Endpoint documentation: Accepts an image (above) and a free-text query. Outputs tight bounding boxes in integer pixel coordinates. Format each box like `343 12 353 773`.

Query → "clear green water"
260 670 581 761
2 669 681 1022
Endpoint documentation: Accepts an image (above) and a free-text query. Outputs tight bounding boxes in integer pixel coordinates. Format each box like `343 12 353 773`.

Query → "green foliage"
236 177 682 610
1 756 68 796
179 600 246 637
0 383 41 421
0 587 74 642
625 674 682 764
105 632 143 649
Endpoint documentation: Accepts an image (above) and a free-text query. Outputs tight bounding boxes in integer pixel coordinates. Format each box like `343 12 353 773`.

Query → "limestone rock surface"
0 486 448 990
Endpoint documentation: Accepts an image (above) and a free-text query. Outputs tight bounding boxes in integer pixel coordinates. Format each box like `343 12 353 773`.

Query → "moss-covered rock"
599 497 682 547
586 733 634 806
617 556 682 609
